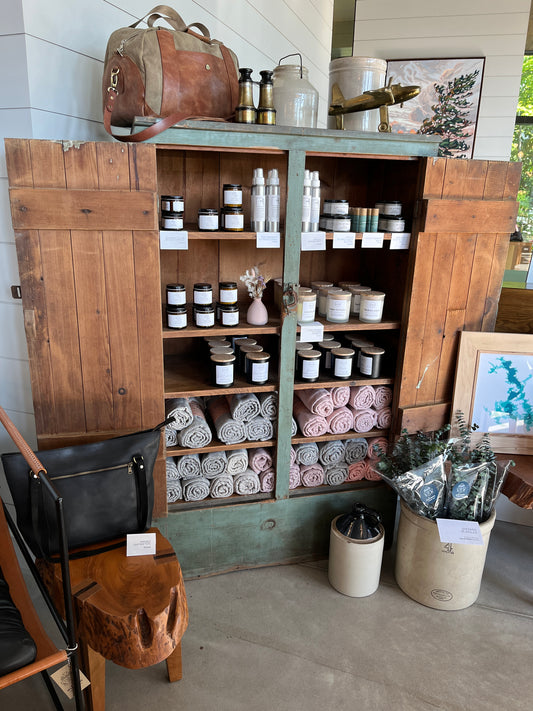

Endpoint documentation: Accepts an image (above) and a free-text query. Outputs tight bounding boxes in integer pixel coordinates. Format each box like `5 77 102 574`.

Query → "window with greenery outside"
512 55 533 238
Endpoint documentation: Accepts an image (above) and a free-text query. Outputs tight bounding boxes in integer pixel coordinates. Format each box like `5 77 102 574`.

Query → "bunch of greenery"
374 424 452 480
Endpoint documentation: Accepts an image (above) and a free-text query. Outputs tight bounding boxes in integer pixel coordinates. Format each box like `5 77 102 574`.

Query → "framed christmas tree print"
385 57 485 158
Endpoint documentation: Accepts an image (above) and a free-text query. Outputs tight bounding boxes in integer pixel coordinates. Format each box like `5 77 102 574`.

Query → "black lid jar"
330 347 354 380
166 283 186 305
210 352 235 388
194 304 215 328
223 184 243 208
161 195 184 212
359 346 385 379
161 211 184 230
198 208 219 231
193 283 213 305
219 303 240 327
318 340 341 371
246 351 270 385
166 304 187 329
239 343 264 373
297 349 321 382
219 281 238 304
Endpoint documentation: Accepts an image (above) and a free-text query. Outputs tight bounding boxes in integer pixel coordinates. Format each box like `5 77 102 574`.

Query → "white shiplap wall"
0 0 334 457
353 0 531 160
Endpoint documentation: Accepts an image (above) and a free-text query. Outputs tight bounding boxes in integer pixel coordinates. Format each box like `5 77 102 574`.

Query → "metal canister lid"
335 503 382 540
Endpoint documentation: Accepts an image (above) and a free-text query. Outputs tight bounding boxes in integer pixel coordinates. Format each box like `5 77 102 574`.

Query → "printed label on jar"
302 359 320 379
224 213 244 229
359 354 373 376
224 189 242 205
300 300 316 322
195 311 214 327
199 214 218 230
219 288 237 303
221 310 239 326
167 291 186 306
350 294 361 313
215 363 233 385
360 299 383 321
194 291 212 305
252 362 269 382
168 312 187 328
162 217 183 230
327 299 350 321
334 358 352 377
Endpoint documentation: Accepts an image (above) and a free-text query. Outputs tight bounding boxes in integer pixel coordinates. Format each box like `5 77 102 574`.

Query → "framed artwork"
385 57 485 159
452 332 533 454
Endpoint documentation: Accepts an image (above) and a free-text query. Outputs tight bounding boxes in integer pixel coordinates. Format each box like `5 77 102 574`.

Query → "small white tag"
390 232 411 250
160 230 188 250
256 231 280 248
361 233 384 248
301 231 326 251
126 532 157 556
333 232 355 249
436 518 484 546
51 664 90 700
299 321 324 343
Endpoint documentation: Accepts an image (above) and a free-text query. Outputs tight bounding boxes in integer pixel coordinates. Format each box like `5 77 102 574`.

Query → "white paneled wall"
353 0 531 160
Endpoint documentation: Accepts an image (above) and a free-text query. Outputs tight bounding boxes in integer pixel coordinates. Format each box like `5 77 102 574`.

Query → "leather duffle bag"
102 5 240 142
1 418 170 560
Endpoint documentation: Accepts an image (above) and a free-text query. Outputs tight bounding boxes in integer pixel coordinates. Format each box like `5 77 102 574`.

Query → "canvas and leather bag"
102 5 240 142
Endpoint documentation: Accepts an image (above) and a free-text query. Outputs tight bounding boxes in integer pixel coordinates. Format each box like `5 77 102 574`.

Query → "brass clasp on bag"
107 67 119 94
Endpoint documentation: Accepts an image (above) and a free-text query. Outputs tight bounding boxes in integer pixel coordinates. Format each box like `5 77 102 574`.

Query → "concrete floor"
2 512 532 711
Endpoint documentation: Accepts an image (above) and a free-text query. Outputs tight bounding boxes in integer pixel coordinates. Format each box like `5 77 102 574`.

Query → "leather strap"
133 455 148 529
0 405 47 477
131 5 187 31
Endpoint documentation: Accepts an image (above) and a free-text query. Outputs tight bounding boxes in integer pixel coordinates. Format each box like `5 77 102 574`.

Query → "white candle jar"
359 290 385 323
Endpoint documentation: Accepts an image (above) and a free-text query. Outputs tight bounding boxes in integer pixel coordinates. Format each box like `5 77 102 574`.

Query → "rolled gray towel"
165 397 194 430
345 438 369 464
258 391 278 420
324 462 348 486
176 453 201 478
177 398 212 448
165 426 177 447
166 457 180 481
246 416 274 442
294 441 319 466
201 450 228 478
182 476 210 501
209 475 234 499
227 392 261 422
167 480 183 503
291 417 297 436
227 448 248 475
207 396 247 444
234 468 261 495
318 440 346 467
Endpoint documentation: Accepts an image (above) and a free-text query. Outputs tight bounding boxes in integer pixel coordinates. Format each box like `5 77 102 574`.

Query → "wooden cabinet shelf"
162 316 281 339
164 357 278 397
167 438 276 457
297 316 400 334
291 428 388 446
293 376 393 390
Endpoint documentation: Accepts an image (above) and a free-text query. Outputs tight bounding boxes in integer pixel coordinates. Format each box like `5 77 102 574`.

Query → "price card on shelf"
127 532 157 556
333 232 355 249
390 232 411 250
361 233 384 249
436 519 484 546
256 231 280 248
301 231 326 251
160 230 188 250
299 321 324 343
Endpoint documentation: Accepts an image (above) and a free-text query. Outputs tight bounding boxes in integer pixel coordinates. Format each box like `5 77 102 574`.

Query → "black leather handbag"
1 423 167 559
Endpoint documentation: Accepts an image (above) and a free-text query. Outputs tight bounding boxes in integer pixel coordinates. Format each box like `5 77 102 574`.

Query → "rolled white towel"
258 391 278 420
166 457 180 481
234 468 261 496
294 441 319 466
176 453 201 478
207 397 247 444
165 397 194 430
209 475 234 499
165 426 178 448
201 450 228 478
167 480 183 503
227 448 248 475
246 416 274 442
227 392 261 422
182 476 210 501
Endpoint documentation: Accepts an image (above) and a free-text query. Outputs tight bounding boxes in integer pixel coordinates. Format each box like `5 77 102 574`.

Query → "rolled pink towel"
374 406 392 429
326 406 353 434
300 463 325 487
331 386 350 408
293 398 328 437
259 469 275 492
295 389 334 417
364 461 382 481
351 407 377 433
349 385 376 410
289 464 301 489
249 447 273 473
347 460 370 481
374 385 392 409
366 436 388 460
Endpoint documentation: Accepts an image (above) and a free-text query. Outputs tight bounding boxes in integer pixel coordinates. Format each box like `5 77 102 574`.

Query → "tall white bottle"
310 170 321 232
302 169 311 232
266 169 280 232
251 168 266 232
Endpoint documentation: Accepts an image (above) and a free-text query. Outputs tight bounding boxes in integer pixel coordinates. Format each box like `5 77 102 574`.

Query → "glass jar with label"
311 280 334 293
331 215 352 232
318 287 342 317
223 184 243 208
222 207 244 232
349 285 371 315
331 347 354 379
383 201 402 216
359 290 385 323
219 281 238 304
385 216 405 232
219 303 239 327
359 346 385 379
166 304 187 329
295 341 313 368
330 199 349 215
161 195 184 212
211 353 235 388
193 283 213 306
161 211 184 230
318 340 341 372
348 337 374 370
326 290 351 323
198 208 219 231
297 349 322 382
166 283 186 306
239 344 264 373
246 351 270 385
296 292 317 323
194 304 215 328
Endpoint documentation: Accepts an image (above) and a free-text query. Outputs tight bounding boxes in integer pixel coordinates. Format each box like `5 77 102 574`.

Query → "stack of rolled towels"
292 385 392 437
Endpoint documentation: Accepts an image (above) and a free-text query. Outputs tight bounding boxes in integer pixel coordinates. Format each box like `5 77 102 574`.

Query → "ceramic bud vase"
247 297 268 325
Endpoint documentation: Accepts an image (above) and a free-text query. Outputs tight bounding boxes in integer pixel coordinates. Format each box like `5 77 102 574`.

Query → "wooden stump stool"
501 455 533 509
37 528 188 711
